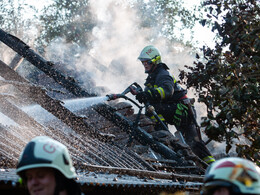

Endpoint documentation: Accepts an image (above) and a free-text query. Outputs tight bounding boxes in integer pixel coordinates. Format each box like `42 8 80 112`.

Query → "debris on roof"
0 28 205 194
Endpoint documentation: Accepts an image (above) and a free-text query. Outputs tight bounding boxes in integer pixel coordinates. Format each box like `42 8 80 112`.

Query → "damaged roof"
0 28 205 194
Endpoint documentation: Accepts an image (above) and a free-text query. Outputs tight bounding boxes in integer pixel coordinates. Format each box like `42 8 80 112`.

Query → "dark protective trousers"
150 102 213 160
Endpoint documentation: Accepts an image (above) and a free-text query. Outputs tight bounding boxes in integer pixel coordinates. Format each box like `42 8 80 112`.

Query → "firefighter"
16 136 82 195
136 45 215 164
201 157 260 195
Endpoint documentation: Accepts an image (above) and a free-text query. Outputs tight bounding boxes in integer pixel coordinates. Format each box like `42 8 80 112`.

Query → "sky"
179 0 216 48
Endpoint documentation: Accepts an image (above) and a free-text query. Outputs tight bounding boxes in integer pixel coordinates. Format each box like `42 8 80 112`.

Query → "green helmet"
201 157 260 195
138 45 161 64
16 136 76 179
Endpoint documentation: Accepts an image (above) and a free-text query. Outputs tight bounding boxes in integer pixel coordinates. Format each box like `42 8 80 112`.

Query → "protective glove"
136 91 151 104
173 103 188 127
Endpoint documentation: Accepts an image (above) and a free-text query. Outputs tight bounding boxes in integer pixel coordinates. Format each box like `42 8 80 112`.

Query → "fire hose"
106 83 169 131
106 83 185 143
105 83 209 168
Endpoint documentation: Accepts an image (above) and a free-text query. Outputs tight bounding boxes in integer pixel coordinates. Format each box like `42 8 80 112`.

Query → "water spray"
63 96 109 112
22 96 110 123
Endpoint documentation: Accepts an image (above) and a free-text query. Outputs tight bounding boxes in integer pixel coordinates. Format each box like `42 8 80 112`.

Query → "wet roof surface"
0 169 202 191
0 28 205 194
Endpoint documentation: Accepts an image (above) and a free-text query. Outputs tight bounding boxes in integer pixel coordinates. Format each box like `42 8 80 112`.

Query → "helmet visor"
138 58 150 61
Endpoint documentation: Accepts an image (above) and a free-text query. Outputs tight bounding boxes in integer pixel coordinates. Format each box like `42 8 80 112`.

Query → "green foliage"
38 0 95 48
0 0 38 61
0 0 38 39
0 0 201 49
38 0 200 48
137 0 199 43
180 0 260 163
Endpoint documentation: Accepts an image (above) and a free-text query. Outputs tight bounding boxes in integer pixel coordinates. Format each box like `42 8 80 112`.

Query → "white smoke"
0 43 16 65
71 0 195 95
38 0 206 124
79 0 148 93
44 0 207 128
1 0 231 156
44 1 227 152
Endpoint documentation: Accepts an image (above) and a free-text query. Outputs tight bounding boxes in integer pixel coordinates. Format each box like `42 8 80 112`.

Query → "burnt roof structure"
0 28 205 194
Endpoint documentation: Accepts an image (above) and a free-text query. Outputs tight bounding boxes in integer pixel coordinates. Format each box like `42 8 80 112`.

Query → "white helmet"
201 157 260 195
16 136 76 179
138 45 162 64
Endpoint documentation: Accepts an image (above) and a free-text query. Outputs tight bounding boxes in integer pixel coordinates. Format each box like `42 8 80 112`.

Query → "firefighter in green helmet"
16 136 82 195
136 45 215 164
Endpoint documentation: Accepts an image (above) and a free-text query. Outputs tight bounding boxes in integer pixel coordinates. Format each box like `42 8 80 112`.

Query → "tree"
0 0 39 66
136 0 200 44
38 0 96 49
180 0 260 164
38 0 201 48
0 0 38 41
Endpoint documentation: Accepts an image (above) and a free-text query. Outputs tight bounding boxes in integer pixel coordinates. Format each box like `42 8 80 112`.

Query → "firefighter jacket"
144 63 187 103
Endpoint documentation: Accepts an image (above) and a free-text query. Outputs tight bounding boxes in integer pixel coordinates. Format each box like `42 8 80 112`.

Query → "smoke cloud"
0 0 232 156
45 0 196 96
44 0 209 140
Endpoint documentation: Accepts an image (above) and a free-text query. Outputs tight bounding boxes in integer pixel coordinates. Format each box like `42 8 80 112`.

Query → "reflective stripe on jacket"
144 63 187 102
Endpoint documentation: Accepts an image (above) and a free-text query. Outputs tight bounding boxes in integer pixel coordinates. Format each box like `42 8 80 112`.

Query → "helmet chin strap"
144 55 161 73
148 55 160 73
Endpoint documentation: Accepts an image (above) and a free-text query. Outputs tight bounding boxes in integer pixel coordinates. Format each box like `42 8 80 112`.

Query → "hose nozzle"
106 94 123 101
146 104 155 113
